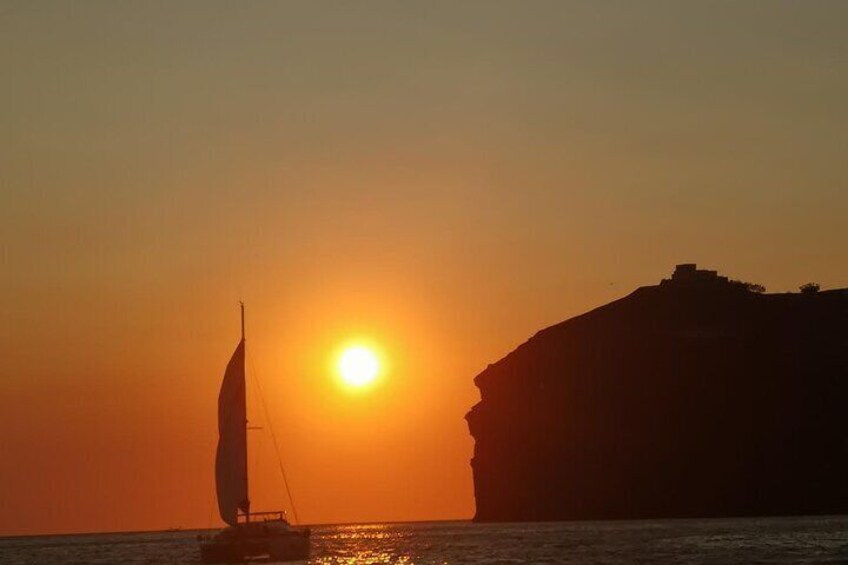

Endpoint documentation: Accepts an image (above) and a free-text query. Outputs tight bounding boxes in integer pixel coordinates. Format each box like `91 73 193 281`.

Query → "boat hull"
199 520 310 563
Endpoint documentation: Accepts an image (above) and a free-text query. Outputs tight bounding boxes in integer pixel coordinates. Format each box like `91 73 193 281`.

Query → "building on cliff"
662 263 729 286
466 265 848 522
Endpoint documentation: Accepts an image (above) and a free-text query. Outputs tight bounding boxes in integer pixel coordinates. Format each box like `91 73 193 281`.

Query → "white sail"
215 339 249 526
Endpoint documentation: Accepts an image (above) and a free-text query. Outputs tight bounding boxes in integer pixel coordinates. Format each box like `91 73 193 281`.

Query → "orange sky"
1 2 847 536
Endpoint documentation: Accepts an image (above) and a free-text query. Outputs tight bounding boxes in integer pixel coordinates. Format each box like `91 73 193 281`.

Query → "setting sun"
337 346 380 388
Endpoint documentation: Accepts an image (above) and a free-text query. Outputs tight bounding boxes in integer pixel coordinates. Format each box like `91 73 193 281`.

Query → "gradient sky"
1 1 847 536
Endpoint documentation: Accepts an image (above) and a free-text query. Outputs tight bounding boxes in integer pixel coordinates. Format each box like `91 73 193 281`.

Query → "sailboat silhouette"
199 304 310 563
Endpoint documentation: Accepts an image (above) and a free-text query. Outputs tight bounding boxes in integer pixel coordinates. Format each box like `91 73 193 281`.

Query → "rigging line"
247 351 302 525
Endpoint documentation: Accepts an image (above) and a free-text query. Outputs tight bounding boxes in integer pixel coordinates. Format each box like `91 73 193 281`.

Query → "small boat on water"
199 304 310 563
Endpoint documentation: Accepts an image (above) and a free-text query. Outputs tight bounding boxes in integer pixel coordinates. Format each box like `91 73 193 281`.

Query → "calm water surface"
3 517 848 564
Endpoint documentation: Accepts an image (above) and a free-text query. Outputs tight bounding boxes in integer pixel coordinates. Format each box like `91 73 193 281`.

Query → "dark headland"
466 265 848 522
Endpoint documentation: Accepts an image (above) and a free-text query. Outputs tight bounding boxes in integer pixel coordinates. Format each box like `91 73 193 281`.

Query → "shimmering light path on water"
3 517 848 564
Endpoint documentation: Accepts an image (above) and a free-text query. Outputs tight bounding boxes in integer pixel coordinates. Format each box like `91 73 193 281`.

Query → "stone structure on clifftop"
466 265 848 522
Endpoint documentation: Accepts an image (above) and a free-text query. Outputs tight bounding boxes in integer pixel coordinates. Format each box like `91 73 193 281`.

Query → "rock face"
466 265 848 522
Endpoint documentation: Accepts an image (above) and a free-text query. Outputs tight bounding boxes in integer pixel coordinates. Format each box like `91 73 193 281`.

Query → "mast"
240 301 245 342
241 301 250 523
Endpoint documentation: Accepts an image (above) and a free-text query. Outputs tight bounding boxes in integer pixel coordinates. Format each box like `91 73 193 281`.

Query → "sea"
3 516 848 564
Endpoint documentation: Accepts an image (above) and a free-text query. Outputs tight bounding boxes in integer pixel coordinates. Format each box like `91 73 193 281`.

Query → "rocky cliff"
466 265 848 522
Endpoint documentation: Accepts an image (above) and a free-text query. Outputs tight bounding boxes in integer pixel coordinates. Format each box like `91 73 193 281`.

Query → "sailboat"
199 304 310 563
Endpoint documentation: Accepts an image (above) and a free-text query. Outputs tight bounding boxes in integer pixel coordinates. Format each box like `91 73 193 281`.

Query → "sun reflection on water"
311 523 419 565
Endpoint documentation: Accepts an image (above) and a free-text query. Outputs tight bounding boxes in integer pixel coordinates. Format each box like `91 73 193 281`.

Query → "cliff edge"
466 265 848 522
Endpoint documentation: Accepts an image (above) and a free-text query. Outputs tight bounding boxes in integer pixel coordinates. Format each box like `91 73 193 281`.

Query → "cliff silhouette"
466 265 848 522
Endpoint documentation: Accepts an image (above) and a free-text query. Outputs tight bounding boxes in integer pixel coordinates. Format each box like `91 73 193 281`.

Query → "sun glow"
337 346 380 388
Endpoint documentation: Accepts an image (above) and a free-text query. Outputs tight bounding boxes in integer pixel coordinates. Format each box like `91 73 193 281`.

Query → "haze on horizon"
1 1 846 536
